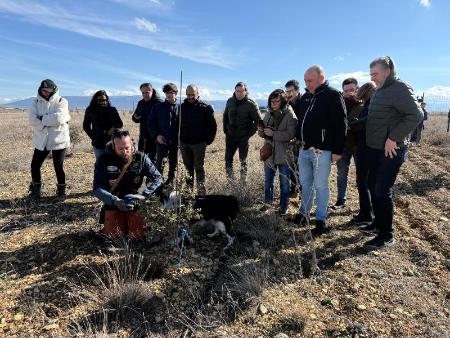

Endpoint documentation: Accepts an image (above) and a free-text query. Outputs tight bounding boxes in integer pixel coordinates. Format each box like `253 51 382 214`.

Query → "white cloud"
253 92 270 100
109 0 169 10
270 81 281 85
82 88 141 96
0 0 236 69
419 0 431 7
334 56 345 62
423 85 450 97
134 17 158 33
328 71 371 86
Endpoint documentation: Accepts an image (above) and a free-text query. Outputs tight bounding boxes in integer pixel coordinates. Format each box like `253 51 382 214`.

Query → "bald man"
292 65 347 235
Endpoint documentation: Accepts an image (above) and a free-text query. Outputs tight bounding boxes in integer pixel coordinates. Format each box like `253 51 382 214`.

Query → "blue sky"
0 0 449 105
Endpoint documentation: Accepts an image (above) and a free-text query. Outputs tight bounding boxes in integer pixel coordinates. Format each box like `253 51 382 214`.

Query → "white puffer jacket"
29 90 71 151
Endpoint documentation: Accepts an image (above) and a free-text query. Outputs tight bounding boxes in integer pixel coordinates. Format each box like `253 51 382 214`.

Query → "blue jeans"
336 149 353 201
264 163 290 212
367 145 408 238
93 147 105 160
298 149 332 221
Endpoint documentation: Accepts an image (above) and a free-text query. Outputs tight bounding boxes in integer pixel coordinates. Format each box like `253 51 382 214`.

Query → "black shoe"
359 222 378 235
291 213 308 226
350 214 373 225
312 220 330 236
28 182 42 200
278 208 288 216
56 184 66 201
365 235 396 249
331 199 346 210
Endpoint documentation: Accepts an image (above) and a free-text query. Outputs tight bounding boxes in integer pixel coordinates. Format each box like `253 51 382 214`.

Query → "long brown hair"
356 81 376 103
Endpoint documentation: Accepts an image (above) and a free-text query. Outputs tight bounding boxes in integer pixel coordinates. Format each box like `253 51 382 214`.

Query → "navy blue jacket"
148 100 180 145
132 91 162 140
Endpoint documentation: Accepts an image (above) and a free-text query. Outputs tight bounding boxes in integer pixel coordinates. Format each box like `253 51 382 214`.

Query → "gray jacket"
258 106 297 165
366 76 423 150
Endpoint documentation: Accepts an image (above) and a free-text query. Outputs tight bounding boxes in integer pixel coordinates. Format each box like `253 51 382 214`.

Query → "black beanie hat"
40 79 57 91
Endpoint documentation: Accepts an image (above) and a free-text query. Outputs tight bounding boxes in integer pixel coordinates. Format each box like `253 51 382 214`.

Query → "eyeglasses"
166 90 178 94
41 88 53 94
270 98 281 103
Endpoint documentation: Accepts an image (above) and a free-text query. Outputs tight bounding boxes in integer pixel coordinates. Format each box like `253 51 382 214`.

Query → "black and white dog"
193 194 240 247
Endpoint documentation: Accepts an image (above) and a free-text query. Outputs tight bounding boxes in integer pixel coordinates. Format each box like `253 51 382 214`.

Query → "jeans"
225 135 249 178
367 145 408 238
354 136 373 219
93 147 105 160
156 143 178 181
180 142 207 188
31 148 66 184
264 163 290 212
336 149 353 201
298 149 332 221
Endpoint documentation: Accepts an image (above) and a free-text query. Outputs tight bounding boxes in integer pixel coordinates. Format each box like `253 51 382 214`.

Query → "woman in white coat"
29 79 71 200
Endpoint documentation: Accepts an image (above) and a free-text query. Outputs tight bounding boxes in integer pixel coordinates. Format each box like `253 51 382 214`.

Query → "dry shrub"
236 211 285 250
272 313 306 335
204 257 268 321
69 242 166 336
171 257 268 335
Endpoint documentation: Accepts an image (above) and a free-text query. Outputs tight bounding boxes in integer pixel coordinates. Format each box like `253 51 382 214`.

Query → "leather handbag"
260 142 273 161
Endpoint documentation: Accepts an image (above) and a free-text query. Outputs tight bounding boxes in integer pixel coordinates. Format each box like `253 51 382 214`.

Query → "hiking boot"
56 184 66 201
364 235 396 249
350 213 373 225
359 222 378 235
290 213 308 226
28 182 42 200
312 220 330 236
278 208 288 216
197 183 206 196
331 199 346 210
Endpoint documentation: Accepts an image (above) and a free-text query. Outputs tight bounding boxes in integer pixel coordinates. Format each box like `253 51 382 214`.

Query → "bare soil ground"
0 109 449 338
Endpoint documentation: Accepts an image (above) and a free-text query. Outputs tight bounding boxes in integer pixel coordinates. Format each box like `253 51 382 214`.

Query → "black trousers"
367 145 407 238
354 135 373 220
180 142 207 187
138 137 157 163
156 143 178 181
225 135 249 177
31 148 66 184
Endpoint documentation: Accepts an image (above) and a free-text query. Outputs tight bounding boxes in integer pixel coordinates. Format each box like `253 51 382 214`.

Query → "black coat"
83 105 123 149
132 92 162 140
296 81 347 155
180 99 217 145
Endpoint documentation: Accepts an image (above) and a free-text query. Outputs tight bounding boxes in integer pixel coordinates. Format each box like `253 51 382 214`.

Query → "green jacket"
223 94 261 138
366 76 423 150
258 106 297 166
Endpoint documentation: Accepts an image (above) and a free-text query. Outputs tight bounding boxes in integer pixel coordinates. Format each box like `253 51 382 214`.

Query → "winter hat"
40 79 57 91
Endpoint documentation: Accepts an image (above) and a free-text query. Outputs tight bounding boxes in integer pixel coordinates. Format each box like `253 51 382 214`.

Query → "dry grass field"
0 109 449 337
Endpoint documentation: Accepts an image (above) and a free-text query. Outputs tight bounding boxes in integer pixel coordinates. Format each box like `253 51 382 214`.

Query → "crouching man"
93 129 163 239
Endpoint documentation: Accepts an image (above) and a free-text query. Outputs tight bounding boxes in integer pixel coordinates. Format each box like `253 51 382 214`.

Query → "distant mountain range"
1 96 269 112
